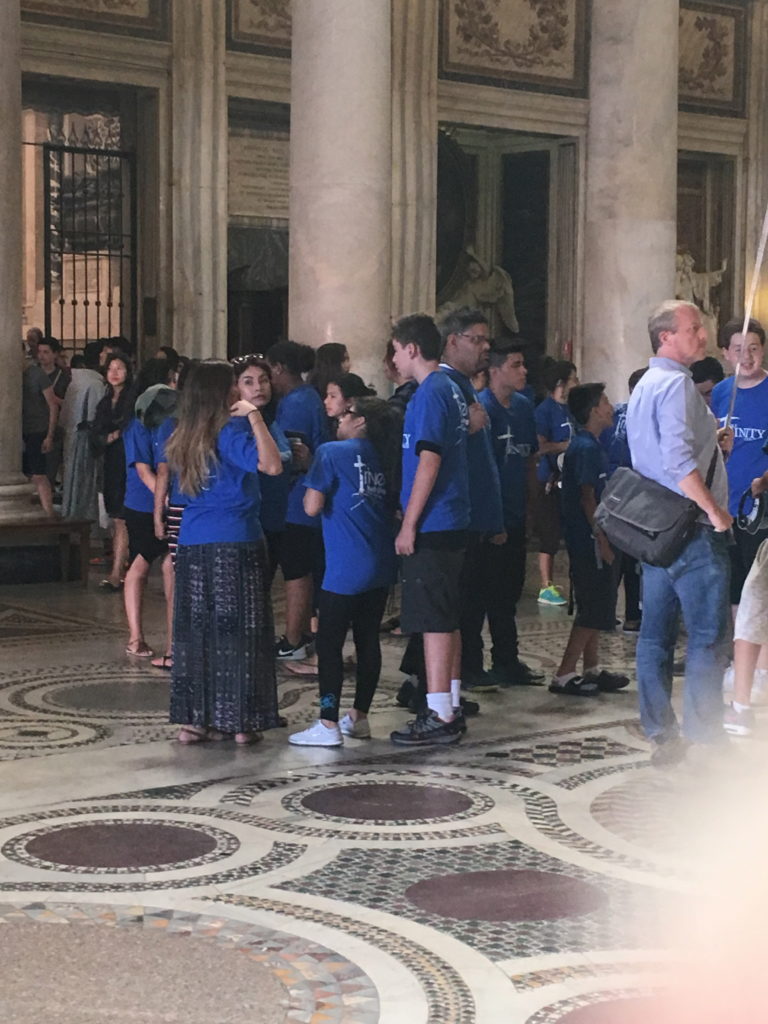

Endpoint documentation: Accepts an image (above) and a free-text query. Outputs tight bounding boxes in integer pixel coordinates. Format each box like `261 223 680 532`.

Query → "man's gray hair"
647 300 699 354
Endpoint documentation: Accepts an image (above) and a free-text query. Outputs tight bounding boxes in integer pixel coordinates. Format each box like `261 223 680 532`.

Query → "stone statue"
675 249 727 356
438 248 520 335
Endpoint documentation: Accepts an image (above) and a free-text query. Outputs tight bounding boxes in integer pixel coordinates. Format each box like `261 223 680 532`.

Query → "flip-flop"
151 655 173 671
126 642 153 658
548 676 599 697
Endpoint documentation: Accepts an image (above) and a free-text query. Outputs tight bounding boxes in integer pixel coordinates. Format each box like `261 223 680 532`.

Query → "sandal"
177 726 208 744
235 732 263 745
99 579 123 593
548 675 599 697
284 658 318 677
151 655 173 671
126 641 153 658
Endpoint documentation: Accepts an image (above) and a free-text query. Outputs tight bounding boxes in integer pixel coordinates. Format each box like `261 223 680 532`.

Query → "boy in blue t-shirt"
710 317 768 610
477 341 543 686
549 384 630 697
389 314 469 747
534 360 578 606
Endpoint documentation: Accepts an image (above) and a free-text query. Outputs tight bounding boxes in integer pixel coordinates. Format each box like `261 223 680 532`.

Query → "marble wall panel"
21 0 169 39
679 1 748 117
438 0 589 96
226 0 291 56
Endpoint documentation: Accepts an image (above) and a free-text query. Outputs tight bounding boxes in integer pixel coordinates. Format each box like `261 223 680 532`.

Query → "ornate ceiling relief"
227 0 291 56
678 2 747 117
21 0 168 38
439 0 588 95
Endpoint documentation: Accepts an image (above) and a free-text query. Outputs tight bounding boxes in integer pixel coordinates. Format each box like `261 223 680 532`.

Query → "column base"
0 481 42 523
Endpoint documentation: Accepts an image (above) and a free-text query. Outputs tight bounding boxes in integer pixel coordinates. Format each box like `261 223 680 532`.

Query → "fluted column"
171 0 228 359
288 0 392 392
0 0 32 520
582 0 679 401
391 0 438 319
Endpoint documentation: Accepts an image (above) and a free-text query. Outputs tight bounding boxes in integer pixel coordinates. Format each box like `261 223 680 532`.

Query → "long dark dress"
92 389 133 516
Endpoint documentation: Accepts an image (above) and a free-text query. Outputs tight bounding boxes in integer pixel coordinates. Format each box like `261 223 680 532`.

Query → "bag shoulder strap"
705 445 719 489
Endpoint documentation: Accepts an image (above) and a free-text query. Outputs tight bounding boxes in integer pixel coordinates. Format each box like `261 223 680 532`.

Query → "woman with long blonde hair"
165 360 283 744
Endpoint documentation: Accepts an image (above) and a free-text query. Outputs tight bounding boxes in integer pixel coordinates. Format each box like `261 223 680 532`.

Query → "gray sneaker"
390 708 463 747
339 713 371 739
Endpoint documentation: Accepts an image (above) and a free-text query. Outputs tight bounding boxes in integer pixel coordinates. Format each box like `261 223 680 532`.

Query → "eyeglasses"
458 332 492 345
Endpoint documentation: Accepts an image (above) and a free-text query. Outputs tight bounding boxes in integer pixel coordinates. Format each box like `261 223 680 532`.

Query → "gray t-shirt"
22 363 52 435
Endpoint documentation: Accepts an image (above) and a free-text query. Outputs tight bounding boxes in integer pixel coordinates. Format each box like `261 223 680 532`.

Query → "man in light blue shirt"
626 299 732 767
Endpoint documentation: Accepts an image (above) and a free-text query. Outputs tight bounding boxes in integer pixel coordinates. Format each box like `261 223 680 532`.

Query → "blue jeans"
636 528 730 744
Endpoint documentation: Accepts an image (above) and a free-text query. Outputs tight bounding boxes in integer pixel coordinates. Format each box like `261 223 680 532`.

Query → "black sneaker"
275 635 309 660
390 708 463 746
489 662 545 687
395 678 418 708
459 696 479 717
461 670 499 693
452 707 468 733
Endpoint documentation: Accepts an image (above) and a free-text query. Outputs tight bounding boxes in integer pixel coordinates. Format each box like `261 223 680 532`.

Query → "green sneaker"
537 583 567 606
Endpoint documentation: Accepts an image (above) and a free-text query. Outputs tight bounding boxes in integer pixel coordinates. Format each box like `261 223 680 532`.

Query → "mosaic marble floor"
1 558 767 1023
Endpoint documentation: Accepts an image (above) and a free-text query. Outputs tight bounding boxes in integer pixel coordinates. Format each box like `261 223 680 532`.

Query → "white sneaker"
339 713 371 739
289 720 343 747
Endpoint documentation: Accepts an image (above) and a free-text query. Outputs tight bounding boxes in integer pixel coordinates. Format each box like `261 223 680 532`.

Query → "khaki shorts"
734 538 768 646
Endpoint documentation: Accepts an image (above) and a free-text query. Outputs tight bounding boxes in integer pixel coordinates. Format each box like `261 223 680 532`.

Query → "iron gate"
43 143 137 351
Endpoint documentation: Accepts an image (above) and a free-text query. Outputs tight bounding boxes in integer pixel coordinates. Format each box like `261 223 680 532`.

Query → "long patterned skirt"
170 541 280 733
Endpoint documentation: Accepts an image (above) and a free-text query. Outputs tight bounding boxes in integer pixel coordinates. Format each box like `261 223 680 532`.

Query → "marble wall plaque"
21 0 169 39
439 0 588 96
227 0 291 56
228 131 290 222
679 1 747 117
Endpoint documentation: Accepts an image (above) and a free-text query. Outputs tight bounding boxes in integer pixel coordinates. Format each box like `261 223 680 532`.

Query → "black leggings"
317 587 388 722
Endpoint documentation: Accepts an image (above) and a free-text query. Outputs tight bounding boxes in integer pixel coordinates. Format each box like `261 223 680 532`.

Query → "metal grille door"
43 144 137 349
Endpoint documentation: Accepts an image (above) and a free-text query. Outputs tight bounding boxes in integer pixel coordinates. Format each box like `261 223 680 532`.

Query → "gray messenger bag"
594 450 718 568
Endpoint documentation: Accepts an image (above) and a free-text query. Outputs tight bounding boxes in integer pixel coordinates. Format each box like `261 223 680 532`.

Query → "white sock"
450 679 461 706
584 665 601 678
427 692 454 722
733 701 751 713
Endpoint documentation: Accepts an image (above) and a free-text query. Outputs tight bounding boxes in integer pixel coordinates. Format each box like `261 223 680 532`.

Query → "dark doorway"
501 150 550 352
227 286 287 359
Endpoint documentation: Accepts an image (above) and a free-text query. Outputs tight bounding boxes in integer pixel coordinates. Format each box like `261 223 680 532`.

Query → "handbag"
594 449 718 568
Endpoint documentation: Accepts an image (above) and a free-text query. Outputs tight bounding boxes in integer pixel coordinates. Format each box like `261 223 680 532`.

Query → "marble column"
170 0 228 360
288 0 392 392
0 0 33 521
391 0 438 320
581 0 679 402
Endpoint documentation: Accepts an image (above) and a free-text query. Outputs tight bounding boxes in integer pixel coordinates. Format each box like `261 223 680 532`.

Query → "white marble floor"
0 561 765 1023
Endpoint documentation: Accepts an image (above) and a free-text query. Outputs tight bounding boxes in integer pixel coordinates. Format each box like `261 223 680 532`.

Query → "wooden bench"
0 518 92 587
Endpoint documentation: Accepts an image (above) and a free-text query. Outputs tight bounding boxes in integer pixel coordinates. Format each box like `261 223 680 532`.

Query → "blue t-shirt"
479 388 538 528
534 395 574 483
561 429 608 555
123 417 155 514
276 385 330 528
441 365 503 534
178 419 263 545
400 370 470 533
599 402 631 477
711 375 768 516
154 416 187 508
259 420 292 533
305 438 397 594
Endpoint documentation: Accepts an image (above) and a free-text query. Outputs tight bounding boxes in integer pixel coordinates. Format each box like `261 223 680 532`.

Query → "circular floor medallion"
3 819 239 874
406 868 607 922
289 781 490 824
44 678 169 714
0 720 106 751
556 996 668 1023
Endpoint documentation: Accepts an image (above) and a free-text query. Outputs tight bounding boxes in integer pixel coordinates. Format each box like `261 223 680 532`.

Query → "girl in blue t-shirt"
165 360 284 745
289 398 402 747
234 355 292 582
